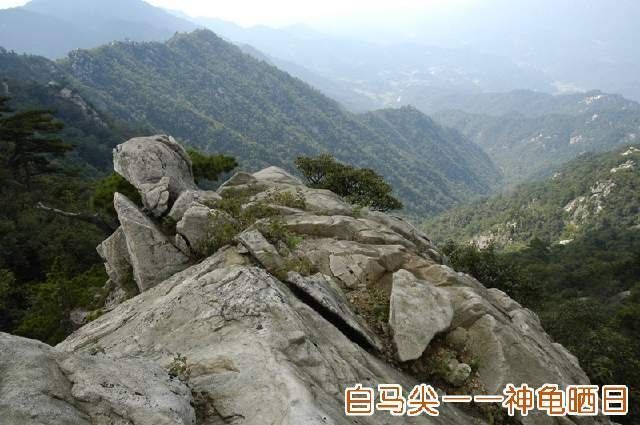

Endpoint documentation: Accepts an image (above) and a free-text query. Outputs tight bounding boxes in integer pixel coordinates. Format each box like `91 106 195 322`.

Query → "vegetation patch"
295 154 403 212
264 189 306 210
167 353 190 383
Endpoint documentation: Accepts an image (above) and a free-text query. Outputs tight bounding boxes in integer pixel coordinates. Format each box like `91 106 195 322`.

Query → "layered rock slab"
0 332 195 425
114 192 189 291
389 269 454 362
57 257 475 425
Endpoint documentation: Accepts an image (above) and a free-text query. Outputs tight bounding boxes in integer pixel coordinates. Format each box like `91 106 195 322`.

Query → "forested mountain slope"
435 93 640 184
424 145 640 248
1 30 500 214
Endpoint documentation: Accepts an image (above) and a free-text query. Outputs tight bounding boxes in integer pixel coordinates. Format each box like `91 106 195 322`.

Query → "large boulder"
114 192 190 291
282 214 414 248
285 272 382 351
389 269 454 362
0 333 195 425
113 135 197 216
167 189 221 222
56 257 475 425
252 166 303 185
236 229 284 272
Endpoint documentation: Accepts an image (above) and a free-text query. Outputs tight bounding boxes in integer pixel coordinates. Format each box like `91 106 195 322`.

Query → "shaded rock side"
114 192 190 291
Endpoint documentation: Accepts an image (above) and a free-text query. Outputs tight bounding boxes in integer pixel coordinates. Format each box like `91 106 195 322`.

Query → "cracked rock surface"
1 135 610 425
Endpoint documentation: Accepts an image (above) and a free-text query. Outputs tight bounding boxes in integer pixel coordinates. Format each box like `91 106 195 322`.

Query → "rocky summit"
0 135 611 425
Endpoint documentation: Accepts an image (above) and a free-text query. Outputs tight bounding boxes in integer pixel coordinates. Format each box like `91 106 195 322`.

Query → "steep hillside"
0 30 500 214
423 145 640 248
0 0 197 59
435 95 640 184
2 78 141 173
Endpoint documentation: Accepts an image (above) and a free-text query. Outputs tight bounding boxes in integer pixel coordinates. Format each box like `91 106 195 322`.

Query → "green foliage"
444 226 640 424
200 186 281 258
435 99 640 186
425 145 640 248
201 216 239 258
0 96 70 185
272 256 315 282
15 263 107 345
0 92 124 343
258 217 301 250
264 190 306 210
167 353 190 383
0 36 502 215
441 242 539 307
187 148 237 185
89 172 140 219
296 154 403 211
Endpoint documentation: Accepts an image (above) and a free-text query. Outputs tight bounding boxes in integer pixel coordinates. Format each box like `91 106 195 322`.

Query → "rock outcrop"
113 135 197 217
114 192 190 292
389 269 454 362
1 136 611 425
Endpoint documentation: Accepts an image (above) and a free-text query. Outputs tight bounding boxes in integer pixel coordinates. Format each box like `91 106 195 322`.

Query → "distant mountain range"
423 144 640 247
0 30 501 215
434 91 640 185
196 18 555 111
0 0 197 58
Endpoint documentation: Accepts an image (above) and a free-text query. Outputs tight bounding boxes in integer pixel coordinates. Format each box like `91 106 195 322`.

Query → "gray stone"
445 327 468 352
176 204 237 256
282 214 414 248
139 176 171 217
0 333 195 425
443 358 471 387
236 229 284 272
168 189 221 221
365 211 438 255
389 269 454 362
252 166 303 185
217 171 258 192
59 354 195 425
294 238 407 289
113 135 197 215
96 227 133 290
285 272 382 351
57 264 476 425
114 193 190 292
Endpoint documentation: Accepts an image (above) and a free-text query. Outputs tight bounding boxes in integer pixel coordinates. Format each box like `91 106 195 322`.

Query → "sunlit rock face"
0 136 610 425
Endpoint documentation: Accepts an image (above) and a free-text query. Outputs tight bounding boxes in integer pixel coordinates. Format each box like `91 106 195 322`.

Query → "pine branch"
36 202 116 234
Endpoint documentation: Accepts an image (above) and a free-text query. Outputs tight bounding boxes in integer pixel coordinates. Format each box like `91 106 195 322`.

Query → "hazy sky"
0 0 476 26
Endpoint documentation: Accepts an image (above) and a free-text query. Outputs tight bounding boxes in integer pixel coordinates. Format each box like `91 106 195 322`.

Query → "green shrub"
89 172 141 219
188 149 237 185
295 154 402 211
167 353 190 382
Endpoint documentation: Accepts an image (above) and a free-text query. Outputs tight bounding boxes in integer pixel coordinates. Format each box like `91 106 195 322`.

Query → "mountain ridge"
0 29 501 215
423 144 640 248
